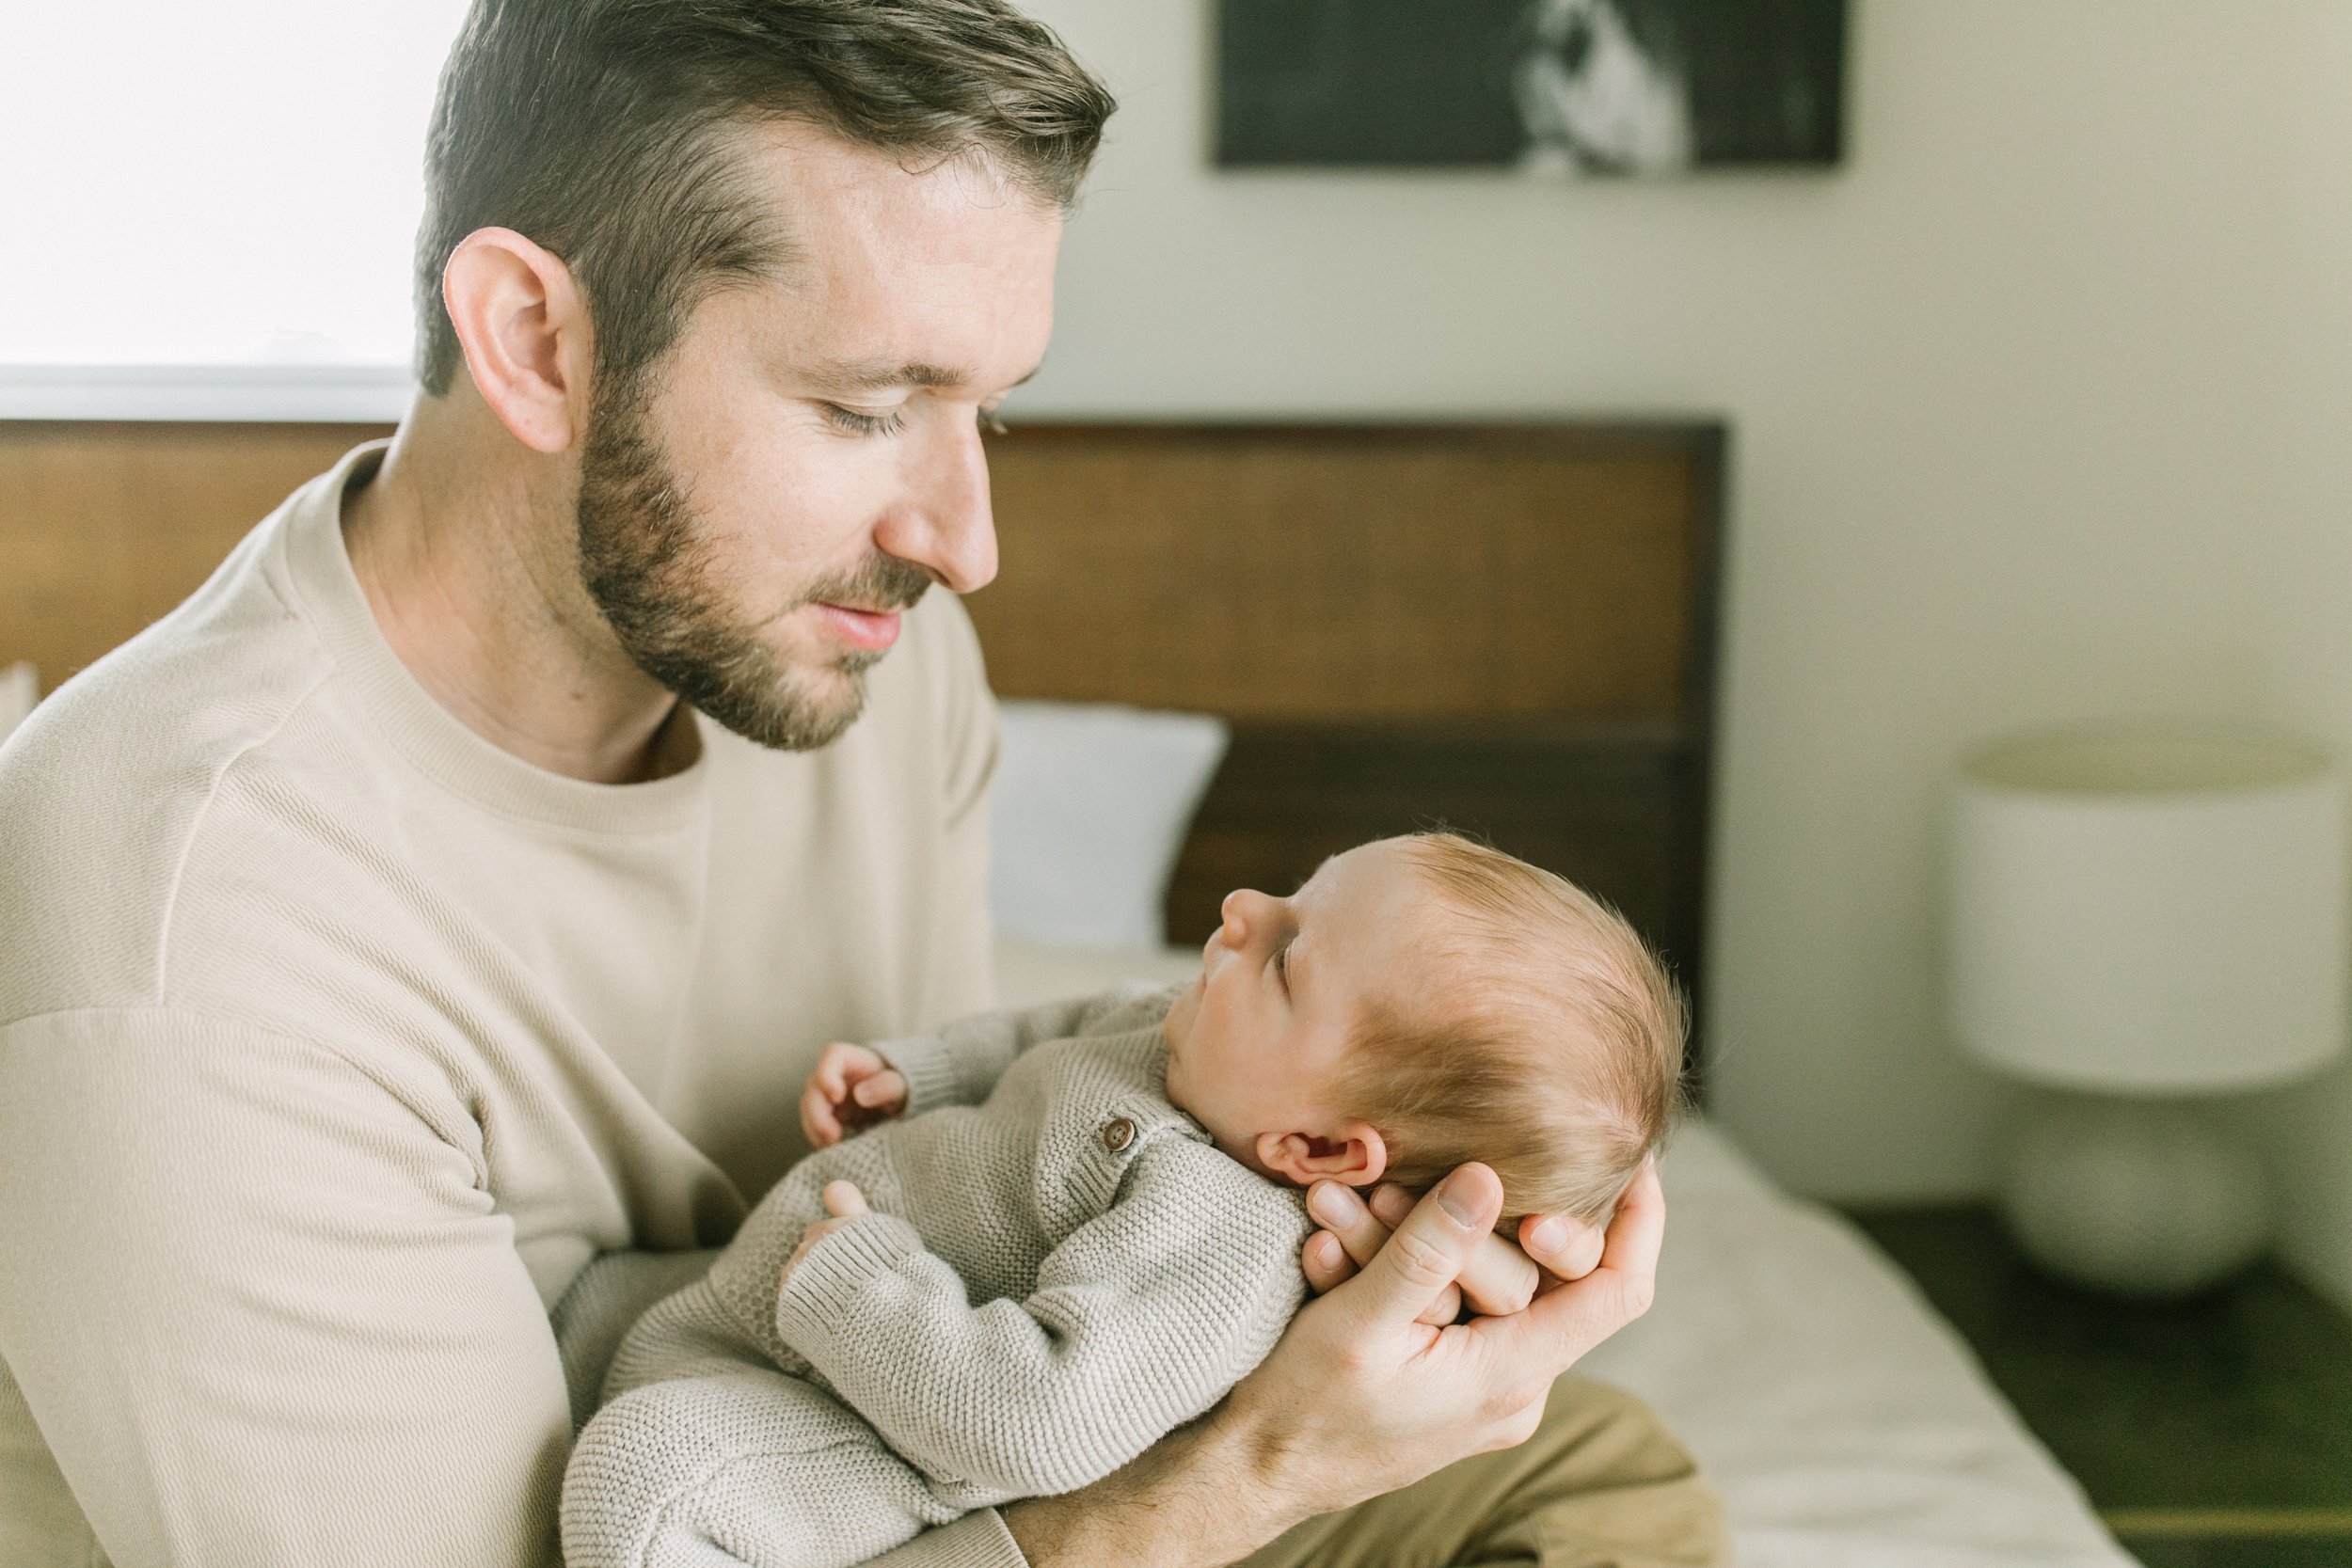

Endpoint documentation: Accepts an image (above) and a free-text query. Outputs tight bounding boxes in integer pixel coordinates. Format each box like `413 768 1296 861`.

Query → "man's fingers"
1521 1211 1606 1285
1596 1158 1665 1287
1415 1282 1464 1327
1363 1180 1538 1317
1458 1230 1542 1315
821 1180 869 1220
1507 1158 1668 1371
1306 1168 1525 1322
1306 1181 1391 1270
1343 1164 1502 1327
1364 1182 1417 1229
1301 1229 1358 1294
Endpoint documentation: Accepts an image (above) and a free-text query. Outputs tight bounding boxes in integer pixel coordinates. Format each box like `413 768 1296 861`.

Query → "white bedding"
1581 1125 2134 1567
990 938 2136 1568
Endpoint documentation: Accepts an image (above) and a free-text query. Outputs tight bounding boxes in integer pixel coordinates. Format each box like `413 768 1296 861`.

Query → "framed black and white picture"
1216 0 1847 175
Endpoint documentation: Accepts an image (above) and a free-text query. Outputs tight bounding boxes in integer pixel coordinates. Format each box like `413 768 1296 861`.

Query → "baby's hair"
1338 832 1690 1226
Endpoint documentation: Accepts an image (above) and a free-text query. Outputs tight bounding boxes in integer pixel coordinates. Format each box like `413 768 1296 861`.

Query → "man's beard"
575 381 931 752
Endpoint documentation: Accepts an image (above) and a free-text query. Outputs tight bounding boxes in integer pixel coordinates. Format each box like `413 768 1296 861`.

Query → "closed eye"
1273 935 1294 991
821 402 908 438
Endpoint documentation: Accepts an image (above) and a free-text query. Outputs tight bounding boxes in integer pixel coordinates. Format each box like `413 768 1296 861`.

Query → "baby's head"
1161 832 1686 1225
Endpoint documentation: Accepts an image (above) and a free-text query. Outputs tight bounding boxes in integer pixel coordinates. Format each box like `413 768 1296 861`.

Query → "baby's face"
1161 839 1423 1182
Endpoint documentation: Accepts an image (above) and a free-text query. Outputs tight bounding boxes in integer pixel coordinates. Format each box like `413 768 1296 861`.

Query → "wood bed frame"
0 417 1726 1070
970 422 1726 1070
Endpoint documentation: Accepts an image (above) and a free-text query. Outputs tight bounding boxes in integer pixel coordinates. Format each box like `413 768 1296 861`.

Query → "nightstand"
1847 1207 2352 1568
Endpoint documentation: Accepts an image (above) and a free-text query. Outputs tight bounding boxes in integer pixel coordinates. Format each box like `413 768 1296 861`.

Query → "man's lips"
813 601 903 652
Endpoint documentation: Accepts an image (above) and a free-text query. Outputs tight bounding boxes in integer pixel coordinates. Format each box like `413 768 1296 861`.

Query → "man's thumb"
1349 1164 1502 1323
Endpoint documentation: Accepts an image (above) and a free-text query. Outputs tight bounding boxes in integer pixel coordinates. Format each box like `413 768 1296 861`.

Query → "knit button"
1102 1117 1136 1153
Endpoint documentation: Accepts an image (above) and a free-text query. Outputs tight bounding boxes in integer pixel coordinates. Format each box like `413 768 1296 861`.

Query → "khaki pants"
1238 1378 1727 1568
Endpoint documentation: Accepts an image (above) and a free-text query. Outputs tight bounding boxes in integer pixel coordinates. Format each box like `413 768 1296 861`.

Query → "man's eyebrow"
805 357 1046 395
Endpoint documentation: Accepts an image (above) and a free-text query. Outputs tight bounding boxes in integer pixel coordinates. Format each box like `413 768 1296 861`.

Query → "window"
0 3 471 418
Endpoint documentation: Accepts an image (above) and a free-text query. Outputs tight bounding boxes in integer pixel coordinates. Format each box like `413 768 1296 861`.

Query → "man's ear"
1255 1124 1389 1188
439 227 594 454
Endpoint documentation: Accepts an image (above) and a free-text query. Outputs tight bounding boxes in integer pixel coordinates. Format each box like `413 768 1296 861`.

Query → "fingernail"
1435 1170 1481 1227
1309 1183 1360 1227
1529 1216 1569 1255
1311 1233 1343 1270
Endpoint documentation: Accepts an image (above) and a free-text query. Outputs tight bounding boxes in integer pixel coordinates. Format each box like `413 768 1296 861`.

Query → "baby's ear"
1255 1123 1388 1187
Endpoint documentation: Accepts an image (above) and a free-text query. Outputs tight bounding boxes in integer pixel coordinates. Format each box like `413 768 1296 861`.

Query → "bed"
0 416 2137 1565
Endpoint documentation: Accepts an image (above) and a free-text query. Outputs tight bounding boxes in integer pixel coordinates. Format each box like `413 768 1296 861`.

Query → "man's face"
577 123 1062 750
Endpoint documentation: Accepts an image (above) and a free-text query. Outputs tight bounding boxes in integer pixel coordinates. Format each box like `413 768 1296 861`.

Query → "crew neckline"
278 440 712 836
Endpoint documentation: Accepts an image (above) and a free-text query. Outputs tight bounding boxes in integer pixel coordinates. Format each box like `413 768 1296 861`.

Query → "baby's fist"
799 1042 908 1148
785 1180 870 1280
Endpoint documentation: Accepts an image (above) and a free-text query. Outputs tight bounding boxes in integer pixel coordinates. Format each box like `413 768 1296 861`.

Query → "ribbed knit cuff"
863 1508 1029 1568
877 1033 967 1118
775 1211 922 1342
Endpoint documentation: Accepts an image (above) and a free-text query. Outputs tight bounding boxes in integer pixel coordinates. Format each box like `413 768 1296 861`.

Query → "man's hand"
1301 1179 1611 1323
783 1180 869 1280
1003 1159 1667 1568
798 1043 908 1148
1237 1159 1663 1516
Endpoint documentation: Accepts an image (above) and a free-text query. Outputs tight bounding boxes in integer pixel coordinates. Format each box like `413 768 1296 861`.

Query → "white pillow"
988 700 1229 951
0 664 37 747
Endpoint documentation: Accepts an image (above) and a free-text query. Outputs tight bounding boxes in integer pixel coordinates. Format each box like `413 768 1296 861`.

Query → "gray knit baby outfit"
561 985 1312 1568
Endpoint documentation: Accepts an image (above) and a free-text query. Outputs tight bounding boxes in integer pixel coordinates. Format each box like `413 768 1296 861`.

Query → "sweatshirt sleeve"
861 1511 1028 1568
0 1008 575 1568
772 1137 1309 1499
876 990 1161 1117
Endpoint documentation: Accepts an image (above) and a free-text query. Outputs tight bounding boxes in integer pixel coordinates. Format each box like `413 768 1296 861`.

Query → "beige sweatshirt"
563 987 1310 1568
0 444 1022 1568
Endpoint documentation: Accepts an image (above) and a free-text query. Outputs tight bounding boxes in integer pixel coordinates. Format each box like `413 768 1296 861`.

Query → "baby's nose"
1218 888 1262 942
1224 887 1289 946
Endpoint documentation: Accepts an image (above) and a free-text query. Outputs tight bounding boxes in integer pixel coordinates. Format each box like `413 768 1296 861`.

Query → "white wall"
1012 0 2352 1216
2238 50 2352 1305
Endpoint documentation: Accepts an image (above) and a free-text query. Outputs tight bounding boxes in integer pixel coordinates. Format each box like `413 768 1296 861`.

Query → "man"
0 2 1725 1564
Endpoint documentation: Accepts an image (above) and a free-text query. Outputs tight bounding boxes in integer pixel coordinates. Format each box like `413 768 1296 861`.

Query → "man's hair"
1340 833 1690 1225
414 0 1116 396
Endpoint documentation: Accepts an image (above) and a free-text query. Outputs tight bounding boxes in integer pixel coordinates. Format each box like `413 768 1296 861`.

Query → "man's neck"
341 392 692 785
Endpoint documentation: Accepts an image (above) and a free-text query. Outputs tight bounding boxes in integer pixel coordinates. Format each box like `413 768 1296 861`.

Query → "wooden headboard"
0 417 1725 1064
966 423 1725 1064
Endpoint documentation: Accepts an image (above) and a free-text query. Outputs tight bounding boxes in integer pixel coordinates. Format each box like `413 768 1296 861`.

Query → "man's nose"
875 418 998 595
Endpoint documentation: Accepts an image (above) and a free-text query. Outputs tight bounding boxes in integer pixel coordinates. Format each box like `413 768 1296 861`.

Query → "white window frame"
0 365 415 423
1 3 468 422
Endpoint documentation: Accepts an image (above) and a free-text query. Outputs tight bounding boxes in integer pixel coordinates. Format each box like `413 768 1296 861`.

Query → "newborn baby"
561 832 1686 1568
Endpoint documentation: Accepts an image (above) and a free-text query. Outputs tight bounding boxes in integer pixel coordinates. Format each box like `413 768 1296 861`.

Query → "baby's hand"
799 1043 908 1148
784 1180 870 1281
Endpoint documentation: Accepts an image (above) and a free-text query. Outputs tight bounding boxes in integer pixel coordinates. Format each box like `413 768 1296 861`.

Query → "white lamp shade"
1948 722 2349 1094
